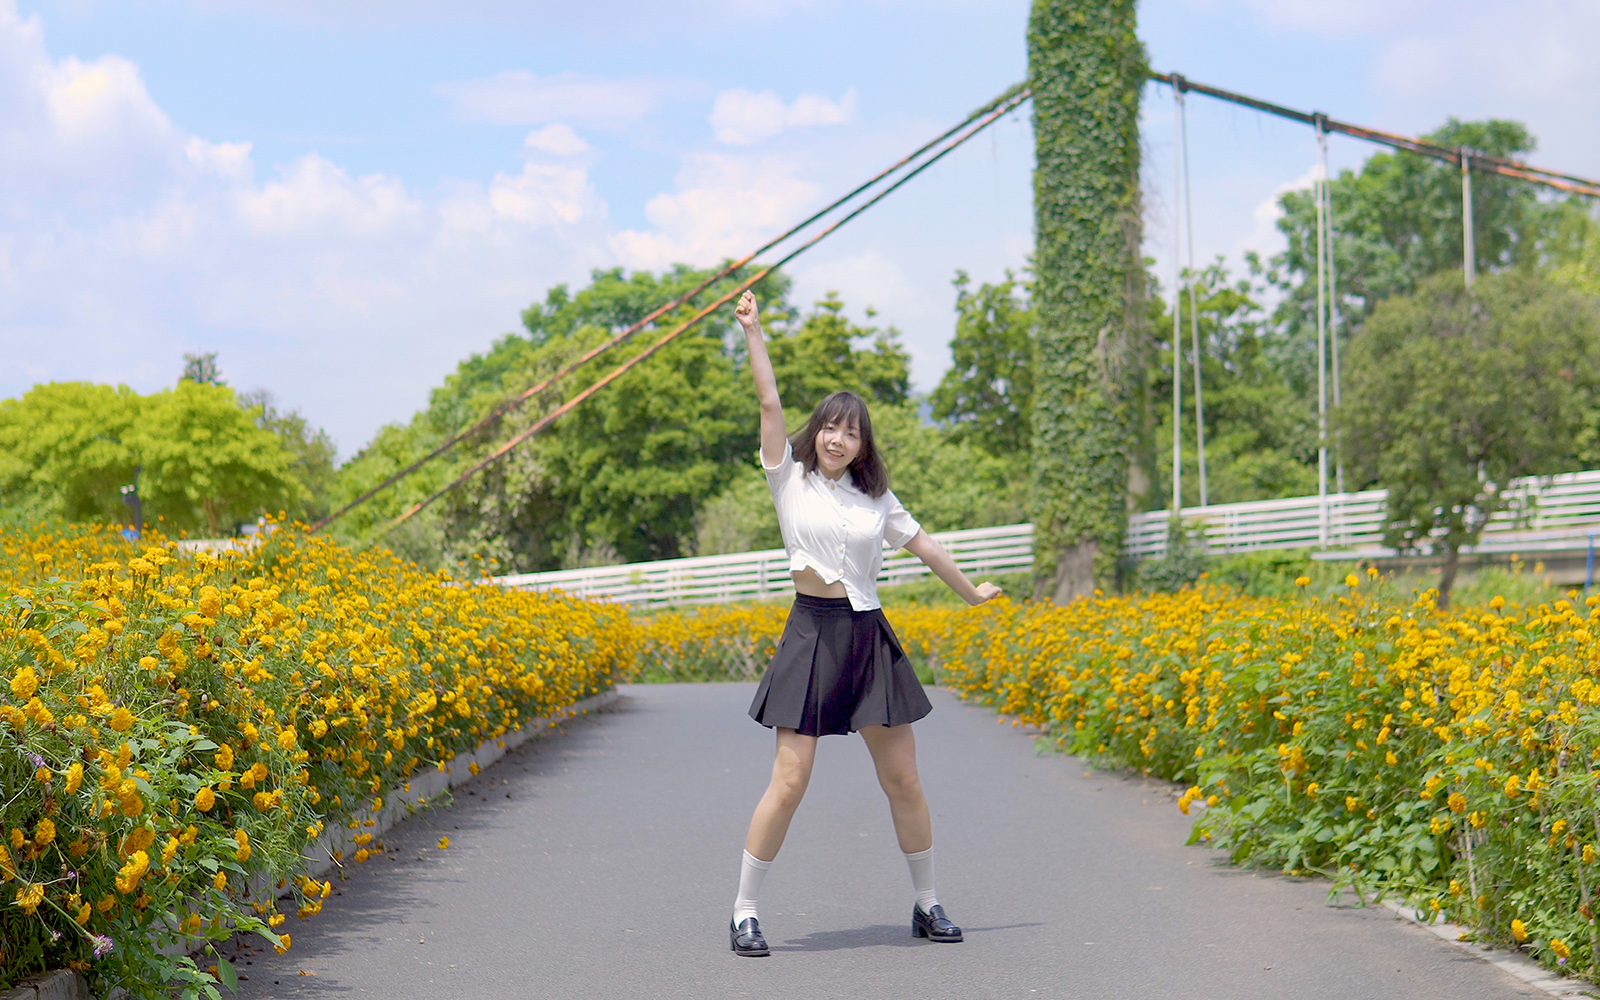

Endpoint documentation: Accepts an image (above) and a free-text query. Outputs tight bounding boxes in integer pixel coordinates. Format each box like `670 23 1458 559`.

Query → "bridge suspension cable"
309 83 1029 534
379 87 1033 533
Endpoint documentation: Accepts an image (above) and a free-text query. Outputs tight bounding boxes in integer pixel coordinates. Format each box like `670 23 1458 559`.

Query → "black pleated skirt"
748 594 933 737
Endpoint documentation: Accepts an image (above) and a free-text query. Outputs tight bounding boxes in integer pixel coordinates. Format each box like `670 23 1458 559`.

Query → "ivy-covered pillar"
1028 0 1149 601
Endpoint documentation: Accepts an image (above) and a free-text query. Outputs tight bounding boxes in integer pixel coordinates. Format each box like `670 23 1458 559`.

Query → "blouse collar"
809 465 858 494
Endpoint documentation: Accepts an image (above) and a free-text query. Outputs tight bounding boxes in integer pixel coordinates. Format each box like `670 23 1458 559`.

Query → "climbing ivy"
1027 0 1150 600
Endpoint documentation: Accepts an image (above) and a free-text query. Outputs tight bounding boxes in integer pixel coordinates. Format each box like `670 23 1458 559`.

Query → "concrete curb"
1382 900 1600 999
0 687 620 1000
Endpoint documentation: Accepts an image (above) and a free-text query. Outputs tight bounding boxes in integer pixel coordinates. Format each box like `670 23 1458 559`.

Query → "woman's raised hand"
735 290 759 332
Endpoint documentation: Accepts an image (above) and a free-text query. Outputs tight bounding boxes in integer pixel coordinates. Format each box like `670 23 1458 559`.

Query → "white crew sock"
904 846 939 912
732 850 773 925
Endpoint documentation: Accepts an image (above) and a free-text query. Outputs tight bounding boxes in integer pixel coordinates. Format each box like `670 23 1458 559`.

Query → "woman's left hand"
971 582 1003 606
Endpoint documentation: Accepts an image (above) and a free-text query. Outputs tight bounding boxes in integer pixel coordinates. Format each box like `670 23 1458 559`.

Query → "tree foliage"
1259 119 1567 395
0 380 303 535
1150 260 1316 508
932 270 1034 456
1337 271 1600 604
1027 0 1149 601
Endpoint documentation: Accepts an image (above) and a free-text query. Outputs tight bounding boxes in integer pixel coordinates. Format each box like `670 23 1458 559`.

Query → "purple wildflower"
91 935 114 958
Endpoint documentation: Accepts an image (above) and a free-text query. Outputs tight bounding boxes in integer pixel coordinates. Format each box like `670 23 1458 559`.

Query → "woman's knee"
769 751 813 806
877 762 923 803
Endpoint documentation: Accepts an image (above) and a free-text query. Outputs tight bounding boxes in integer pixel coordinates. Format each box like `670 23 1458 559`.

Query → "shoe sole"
731 942 771 957
913 925 963 943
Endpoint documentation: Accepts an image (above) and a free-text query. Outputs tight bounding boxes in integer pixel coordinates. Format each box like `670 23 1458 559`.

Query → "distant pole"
120 466 143 541
1321 127 1345 500
1588 532 1595 597
1314 117 1329 548
1180 86 1206 508
1461 148 1476 288
1171 78 1184 521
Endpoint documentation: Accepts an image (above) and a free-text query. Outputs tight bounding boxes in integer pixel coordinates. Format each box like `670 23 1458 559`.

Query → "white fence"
492 523 1034 606
1125 469 1600 560
491 470 1600 605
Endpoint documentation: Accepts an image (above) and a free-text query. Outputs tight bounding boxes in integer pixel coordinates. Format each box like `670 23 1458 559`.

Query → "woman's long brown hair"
790 391 889 498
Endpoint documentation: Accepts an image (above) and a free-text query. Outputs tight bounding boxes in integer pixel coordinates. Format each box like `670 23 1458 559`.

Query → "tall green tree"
931 270 1034 456
0 381 302 535
1261 119 1548 394
0 382 141 524
1027 0 1149 600
239 389 338 523
1337 271 1600 605
764 293 911 418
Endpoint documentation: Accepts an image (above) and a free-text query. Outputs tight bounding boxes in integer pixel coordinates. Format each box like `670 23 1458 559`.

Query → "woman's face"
814 418 861 479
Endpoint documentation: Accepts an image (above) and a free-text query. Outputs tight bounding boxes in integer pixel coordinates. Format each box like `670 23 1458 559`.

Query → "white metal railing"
490 470 1600 605
492 523 1033 606
1125 469 1600 560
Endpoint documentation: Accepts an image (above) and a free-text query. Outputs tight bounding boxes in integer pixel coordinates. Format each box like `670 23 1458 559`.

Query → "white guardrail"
491 470 1600 605
492 523 1034 607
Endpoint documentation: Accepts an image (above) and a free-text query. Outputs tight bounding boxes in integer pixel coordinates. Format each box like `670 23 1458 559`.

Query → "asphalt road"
232 683 1545 1000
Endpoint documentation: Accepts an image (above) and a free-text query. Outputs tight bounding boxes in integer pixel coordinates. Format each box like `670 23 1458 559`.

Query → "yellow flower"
437 836 450 850
274 932 292 955
354 848 370 863
1345 573 1360 588
14 882 44 915
1512 919 1528 943
195 786 216 812
75 902 91 925
33 818 55 847
63 762 83 795
215 743 234 771
116 851 150 895
108 706 135 732
9 664 38 700
213 871 227 892
198 586 223 619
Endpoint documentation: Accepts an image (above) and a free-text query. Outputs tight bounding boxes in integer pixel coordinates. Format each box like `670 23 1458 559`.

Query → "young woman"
728 289 1002 958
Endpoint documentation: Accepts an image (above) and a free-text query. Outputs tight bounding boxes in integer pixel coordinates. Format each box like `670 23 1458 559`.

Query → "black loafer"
730 916 770 957
912 904 963 942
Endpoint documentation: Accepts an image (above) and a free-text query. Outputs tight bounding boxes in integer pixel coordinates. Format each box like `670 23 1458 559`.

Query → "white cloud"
185 138 254 180
488 161 596 226
0 1 616 457
709 87 857 145
438 70 690 126
610 152 818 270
523 123 590 156
236 156 422 239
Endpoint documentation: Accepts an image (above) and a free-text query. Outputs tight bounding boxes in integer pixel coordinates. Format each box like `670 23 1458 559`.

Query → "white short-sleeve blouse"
762 441 921 611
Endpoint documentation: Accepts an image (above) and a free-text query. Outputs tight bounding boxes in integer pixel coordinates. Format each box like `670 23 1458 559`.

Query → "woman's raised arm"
735 290 788 468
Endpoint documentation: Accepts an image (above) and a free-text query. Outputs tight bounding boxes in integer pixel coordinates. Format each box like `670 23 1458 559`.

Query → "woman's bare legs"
744 728 819 860
858 723 932 853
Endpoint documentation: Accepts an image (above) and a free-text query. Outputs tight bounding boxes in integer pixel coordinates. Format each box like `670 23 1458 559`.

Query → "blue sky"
5 0 1597 457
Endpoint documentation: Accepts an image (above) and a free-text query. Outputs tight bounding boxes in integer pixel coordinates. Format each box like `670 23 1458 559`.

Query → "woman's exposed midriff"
792 566 847 599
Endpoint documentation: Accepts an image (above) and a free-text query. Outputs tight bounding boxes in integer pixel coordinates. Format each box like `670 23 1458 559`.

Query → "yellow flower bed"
920 576 1600 978
1 524 636 995
635 602 791 682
